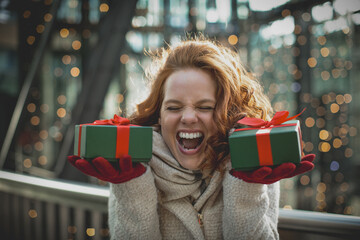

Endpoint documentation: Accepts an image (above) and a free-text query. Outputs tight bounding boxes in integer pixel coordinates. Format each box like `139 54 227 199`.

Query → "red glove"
230 154 315 184
67 155 146 184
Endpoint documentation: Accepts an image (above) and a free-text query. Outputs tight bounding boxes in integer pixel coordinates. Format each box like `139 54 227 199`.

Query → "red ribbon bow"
237 109 305 128
93 114 130 126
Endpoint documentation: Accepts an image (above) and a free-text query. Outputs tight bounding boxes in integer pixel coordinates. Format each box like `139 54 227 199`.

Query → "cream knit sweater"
108 131 280 240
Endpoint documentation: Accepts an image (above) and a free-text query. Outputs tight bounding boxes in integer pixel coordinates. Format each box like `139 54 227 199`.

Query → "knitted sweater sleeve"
222 172 280 240
108 166 161 240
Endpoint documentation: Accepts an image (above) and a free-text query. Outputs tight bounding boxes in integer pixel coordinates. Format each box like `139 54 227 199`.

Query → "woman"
69 37 315 239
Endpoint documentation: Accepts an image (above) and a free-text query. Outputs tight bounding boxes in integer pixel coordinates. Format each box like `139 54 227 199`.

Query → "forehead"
163 68 216 100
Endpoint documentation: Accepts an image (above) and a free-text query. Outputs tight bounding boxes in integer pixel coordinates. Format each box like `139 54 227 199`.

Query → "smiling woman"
159 68 217 170
131 36 275 173
69 36 315 239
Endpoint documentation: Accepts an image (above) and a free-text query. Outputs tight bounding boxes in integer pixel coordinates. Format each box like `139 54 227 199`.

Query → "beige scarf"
149 131 223 211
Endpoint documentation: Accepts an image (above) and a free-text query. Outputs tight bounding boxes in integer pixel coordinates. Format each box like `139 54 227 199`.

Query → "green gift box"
229 120 302 171
74 117 152 162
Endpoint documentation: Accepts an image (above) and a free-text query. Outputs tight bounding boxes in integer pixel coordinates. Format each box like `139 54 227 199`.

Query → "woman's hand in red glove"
230 154 315 184
67 155 146 184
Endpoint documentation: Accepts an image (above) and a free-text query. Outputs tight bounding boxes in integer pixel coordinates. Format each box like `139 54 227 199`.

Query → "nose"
181 107 198 124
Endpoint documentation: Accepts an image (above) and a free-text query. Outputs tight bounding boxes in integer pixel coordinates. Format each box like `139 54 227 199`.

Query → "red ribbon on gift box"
235 109 305 166
77 114 132 158
236 108 305 128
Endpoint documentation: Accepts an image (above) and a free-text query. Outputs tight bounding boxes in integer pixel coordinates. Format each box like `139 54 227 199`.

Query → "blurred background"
0 0 360 238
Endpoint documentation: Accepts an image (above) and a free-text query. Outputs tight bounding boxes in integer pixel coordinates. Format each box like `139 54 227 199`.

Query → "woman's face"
159 68 217 170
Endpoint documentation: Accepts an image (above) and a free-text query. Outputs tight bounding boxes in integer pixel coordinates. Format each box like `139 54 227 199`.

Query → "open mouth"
176 131 204 154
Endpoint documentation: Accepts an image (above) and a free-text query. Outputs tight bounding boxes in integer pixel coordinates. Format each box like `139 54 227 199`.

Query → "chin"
176 156 202 170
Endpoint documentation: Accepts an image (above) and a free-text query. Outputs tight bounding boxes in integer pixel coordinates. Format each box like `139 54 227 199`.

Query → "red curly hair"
130 37 273 173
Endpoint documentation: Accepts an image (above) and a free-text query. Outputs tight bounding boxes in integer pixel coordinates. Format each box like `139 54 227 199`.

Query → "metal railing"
0 170 359 240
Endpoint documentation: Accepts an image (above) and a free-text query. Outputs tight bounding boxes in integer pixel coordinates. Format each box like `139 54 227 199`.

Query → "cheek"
160 113 178 135
201 113 217 134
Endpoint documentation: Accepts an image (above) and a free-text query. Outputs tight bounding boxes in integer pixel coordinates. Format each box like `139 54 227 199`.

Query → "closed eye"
198 106 215 111
166 106 182 111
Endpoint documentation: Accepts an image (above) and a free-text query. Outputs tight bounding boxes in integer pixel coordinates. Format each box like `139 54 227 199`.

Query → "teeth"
179 132 203 139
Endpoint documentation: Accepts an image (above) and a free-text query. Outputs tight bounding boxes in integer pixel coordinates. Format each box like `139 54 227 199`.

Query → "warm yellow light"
70 67 80 77
28 209 38 218
57 95 67 105
320 47 329 57
34 141 44 151
318 201 327 209
294 69 302 79
30 116 40 126
340 182 349 192
36 24 45 33
27 36 35 45
321 94 330 104
283 205 293 210
317 36 327 45
344 206 353 215
281 9 291 17
60 28 69 38
316 192 325 202
349 126 357 136
44 13 53 22
302 12 311 21
317 182 326 193
54 132 63 142
345 148 353 158
72 40 81 50
269 83 279 94
120 54 129 64
321 71 330 80
38 155 48 165
116 94 124 103
336 95 345 105
39 130 48 140
345 61 352 70
331 69 340 78
57 108 66 118
333 138 342 148
62 55 71 65
228 35 238 45
86 228 96 237
316 118 325 128
316 106 326 116
24 158 32 168
319 130 329 140
291 25 301 35
307 57 317 68
319 142 331 152
344 94 352 103
305 117 315 128
297 35 307 45
99 3 109 12
342 27 350 34
336 196 344 205
330 103 339 113
23 10 31 18
27 103 36 113
304 142 314 152
300 175 310 185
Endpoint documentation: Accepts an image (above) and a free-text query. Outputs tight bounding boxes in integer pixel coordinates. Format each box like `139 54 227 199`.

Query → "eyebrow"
163 99 216 105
